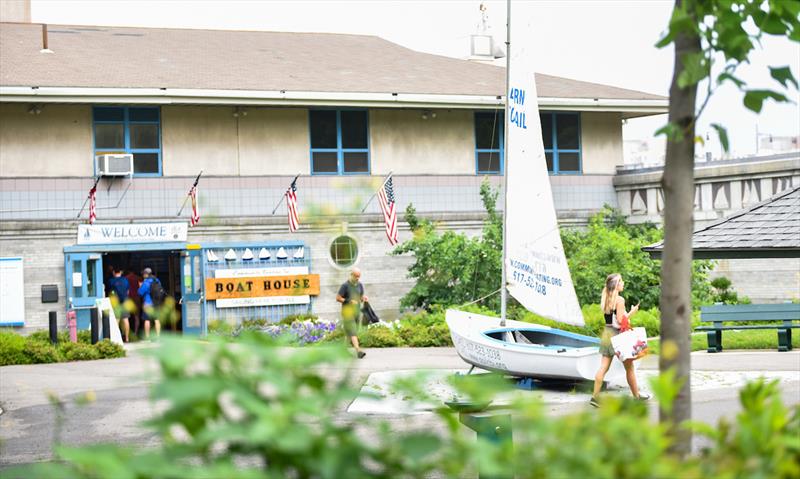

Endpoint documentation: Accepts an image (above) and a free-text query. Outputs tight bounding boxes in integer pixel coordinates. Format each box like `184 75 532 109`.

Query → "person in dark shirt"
336 267 368 359
125 270 141 338
108 267 131 342
137 267 162 339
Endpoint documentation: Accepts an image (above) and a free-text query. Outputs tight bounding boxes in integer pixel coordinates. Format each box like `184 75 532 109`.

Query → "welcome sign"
77 223 188 245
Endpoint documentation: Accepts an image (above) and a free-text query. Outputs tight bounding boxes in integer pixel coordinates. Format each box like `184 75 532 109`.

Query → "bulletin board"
0 258 25 326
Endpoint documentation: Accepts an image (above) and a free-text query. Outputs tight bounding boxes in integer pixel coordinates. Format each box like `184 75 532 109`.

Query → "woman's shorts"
599 326 619 358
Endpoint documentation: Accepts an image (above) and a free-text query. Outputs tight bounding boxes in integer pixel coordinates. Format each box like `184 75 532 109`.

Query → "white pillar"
760 178 773 200
646 188 658 216
729 180 743 211
618 190 632 216
701 183 713 211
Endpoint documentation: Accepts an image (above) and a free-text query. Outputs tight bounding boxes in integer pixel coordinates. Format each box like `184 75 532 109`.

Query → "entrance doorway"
103 250 183 335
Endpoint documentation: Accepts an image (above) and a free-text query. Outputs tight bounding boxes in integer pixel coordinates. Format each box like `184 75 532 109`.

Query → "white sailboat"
447 2 626 382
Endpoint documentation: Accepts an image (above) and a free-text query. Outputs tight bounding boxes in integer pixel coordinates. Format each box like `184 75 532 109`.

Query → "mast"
500 0 511 327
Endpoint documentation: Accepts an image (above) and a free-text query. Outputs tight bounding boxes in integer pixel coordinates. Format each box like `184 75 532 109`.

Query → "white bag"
610 327 648 361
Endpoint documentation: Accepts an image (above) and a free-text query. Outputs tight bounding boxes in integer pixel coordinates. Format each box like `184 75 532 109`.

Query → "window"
540 112 581 174
93 106 161 175
329 235 359 267
310 110 369 175
475 111 504 174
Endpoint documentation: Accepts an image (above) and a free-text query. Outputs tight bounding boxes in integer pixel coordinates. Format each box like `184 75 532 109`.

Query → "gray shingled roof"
645 185 800 259
0 22 667 101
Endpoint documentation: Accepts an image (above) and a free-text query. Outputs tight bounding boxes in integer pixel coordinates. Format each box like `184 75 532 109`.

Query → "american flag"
189 185 200 227
377 175 398 245
88 185 97 225
286 177 299 232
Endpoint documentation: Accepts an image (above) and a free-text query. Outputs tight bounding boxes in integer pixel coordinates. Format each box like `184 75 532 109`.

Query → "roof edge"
0 86 669 112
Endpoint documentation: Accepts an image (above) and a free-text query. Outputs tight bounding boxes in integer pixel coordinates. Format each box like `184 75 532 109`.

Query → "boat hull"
446 309 628 382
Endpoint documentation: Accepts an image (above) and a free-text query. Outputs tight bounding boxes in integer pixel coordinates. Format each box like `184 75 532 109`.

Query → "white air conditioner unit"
96 154 133 176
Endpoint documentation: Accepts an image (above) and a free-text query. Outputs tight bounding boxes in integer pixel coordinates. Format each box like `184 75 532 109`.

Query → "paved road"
1 345 798 466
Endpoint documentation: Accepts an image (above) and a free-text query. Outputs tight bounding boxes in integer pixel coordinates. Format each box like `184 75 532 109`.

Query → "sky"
31 0 800 160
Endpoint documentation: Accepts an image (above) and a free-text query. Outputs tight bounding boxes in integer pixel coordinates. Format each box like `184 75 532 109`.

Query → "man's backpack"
149 279 167 306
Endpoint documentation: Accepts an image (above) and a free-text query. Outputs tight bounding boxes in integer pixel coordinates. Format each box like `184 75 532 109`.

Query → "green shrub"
23 340 62 364
60 342 100 361
360 325 404 347
403 322 452 347
279 313 319 326
95 339 125 359
0 331 31 366
77 330 91 344
208 319 234 336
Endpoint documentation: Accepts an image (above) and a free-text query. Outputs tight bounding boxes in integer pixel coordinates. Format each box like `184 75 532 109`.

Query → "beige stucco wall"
0 103 93 177
0 104 625 178
0 0 31 23
580 112 623 175
237 108 310 175
161 106 239 175
370 109 475 174
162 106 311 175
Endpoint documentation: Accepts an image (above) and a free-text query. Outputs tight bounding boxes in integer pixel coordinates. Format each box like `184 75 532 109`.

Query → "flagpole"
176 170 203 217
360 171 394 214
271 173 301 215
500 0 511 327
76 176 101 219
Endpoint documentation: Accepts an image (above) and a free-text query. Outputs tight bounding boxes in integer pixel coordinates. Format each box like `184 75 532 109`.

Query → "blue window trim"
541 111 582 175
309 109 370 175
474 110 505 175
93 106 162 177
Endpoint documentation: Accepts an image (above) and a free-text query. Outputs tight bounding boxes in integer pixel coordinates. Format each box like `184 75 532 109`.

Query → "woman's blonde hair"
601 273 622 314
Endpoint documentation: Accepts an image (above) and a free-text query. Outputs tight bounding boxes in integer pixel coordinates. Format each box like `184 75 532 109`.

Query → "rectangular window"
309 110 370 175
475 110 504 174
93 106 162 176
540 112 581 174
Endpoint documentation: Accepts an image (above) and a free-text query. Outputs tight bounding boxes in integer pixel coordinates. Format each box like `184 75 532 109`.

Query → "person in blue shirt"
137 267 162 339
108 267 132 342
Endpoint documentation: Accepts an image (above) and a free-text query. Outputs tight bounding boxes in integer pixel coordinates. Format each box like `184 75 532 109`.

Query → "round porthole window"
329 235 359 268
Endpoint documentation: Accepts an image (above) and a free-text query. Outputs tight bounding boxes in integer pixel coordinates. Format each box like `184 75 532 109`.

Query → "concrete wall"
710 258 800 303
162 106 311 176
0 0 31 23
581 112 623 175
0 103 623 178
237 108 310 175
0 103 93 177
370 109 475 174
0 218 489 334
161 106 239 175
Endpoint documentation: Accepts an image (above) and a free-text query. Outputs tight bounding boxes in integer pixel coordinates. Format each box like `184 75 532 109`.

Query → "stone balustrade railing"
613 152 800 226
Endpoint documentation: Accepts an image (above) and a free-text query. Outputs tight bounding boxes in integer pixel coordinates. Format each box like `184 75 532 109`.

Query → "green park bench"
697 303 800 353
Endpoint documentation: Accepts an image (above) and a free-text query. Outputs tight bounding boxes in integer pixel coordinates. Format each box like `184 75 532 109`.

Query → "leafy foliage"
0 330 31 365
395 183 717 313
562 206 714 309
0 330 125 365
8 335 798 478
656 0 800 149
710 276 751 305
392 179 503 312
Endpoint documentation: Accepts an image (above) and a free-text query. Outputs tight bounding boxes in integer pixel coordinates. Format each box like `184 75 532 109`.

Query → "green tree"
393 179 504 311
656 0 799 454
562 206 714 310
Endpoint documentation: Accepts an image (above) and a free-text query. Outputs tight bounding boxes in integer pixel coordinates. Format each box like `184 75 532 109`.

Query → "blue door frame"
64 252 104 329
181 248 205 335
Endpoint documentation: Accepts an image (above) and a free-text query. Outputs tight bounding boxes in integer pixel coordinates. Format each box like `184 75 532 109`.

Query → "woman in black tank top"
589 273 649 407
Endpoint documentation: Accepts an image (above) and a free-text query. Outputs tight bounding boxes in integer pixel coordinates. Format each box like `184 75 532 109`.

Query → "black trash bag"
362 302 380 325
